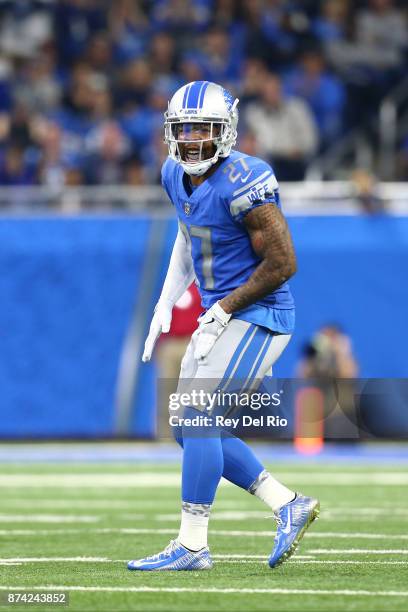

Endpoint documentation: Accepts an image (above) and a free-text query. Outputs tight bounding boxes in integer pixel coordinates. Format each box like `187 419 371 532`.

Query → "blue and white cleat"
127 539 213 571
269 494 320 568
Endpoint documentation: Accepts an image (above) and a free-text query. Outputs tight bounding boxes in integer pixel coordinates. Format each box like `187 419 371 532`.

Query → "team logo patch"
184 202 191 215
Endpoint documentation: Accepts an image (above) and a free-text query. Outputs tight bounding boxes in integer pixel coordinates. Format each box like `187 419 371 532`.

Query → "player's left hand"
193 301 231 361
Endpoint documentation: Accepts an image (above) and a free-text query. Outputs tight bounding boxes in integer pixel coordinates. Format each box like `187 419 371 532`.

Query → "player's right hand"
142 302 172 362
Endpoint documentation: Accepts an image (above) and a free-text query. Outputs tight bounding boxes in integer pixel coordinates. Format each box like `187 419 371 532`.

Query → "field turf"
0 459 407 612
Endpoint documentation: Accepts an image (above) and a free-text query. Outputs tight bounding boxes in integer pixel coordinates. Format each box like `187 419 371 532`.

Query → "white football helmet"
164 81 239 176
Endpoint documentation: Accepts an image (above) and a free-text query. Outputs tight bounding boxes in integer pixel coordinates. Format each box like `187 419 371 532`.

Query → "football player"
128 81 320 571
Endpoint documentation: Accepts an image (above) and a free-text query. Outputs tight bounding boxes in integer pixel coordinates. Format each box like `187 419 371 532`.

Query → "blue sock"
221 431 264 490
180 408 224 504
174 417 264 497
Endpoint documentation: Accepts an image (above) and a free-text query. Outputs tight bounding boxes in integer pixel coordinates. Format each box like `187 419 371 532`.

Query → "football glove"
193 301 231 361
142 301 172 362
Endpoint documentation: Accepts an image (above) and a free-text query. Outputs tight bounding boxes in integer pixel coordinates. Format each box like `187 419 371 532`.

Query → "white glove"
194 301 231 361
142 225 195 363
142 301 172 362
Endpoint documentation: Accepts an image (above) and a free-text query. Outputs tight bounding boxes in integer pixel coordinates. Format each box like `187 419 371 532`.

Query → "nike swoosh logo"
281 512 292 534
204 318 215 324
240 171 253 183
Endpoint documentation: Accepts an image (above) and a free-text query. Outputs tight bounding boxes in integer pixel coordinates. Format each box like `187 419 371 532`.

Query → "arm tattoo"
219 203 297 314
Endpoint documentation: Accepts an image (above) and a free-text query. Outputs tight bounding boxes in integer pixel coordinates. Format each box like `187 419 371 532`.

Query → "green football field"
0 460 407 612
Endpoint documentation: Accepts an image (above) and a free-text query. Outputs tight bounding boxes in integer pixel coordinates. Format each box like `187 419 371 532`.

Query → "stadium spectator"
397 134 408 180
327 0 407 77
198 26 243 88
356 0 407 72
123 157 148 186
138 82 175 181
299 324 358 379
325 0 407 127
239 58 270 106
283 48 346 146
0 103 38 151
298 323 360 441
312 0 350 44
60 60 98 118
36 120 65 188
150 33 179 80
150 0 212 36
0 0 406 187
54 0 108 67
244 73 318 180
0 145 38 186
350 169 386 214
85 32 113 77
84 120 130 185
0 56 13 113
115 57 152 110
242 0 312 70
238 130 259 158
0 0 53 58
178 53 206 85
109 0 150 66
211 0 247 67
13 49 62 114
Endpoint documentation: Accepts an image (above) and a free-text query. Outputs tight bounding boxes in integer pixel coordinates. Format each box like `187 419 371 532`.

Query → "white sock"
248 469 295 512
178 502 211 551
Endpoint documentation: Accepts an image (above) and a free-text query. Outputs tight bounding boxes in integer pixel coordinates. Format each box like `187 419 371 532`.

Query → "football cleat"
269 494 320 569
127 539 213 571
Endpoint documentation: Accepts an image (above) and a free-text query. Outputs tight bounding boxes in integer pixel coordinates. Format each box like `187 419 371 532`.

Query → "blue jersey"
161 150 295 334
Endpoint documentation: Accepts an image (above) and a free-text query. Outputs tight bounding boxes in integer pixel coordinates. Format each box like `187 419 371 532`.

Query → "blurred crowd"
0 0 407 188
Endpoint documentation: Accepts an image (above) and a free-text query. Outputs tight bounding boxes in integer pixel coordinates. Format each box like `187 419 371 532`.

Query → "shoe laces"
144 539 178 562
163 539 179 555
274 513 283 527
265 512 283 527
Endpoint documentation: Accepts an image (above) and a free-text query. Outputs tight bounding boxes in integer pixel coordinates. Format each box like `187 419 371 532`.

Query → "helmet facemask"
164 82 239 176
164 116 237 176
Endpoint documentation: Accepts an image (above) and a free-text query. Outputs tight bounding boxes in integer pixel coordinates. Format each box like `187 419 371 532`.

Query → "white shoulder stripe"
232 170 271 197
230 173 279 218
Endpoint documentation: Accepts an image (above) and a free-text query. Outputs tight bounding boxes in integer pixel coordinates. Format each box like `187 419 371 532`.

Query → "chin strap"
181 160 214 176
181 152 221 176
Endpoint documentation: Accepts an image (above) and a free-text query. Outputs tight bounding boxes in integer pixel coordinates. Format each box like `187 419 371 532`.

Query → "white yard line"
1 472 408 487
149 512 268 521
0 557 112 563
0 586 406 597
287 560 408 565
0 557 406 566
0 556 313 563
0 510 406 524
324 508 408 517
0 499 153 509
0 515 100 523
212 554 313 559
3 500 408 515
1 527 408 542
0 555 408 567
146 510 408 522
307 549 408 554
2 501 408 523
212 559 408 565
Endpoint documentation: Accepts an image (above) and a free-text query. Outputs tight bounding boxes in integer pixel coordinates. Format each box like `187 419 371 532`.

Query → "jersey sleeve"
227 159 280 223
161 157 175 204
